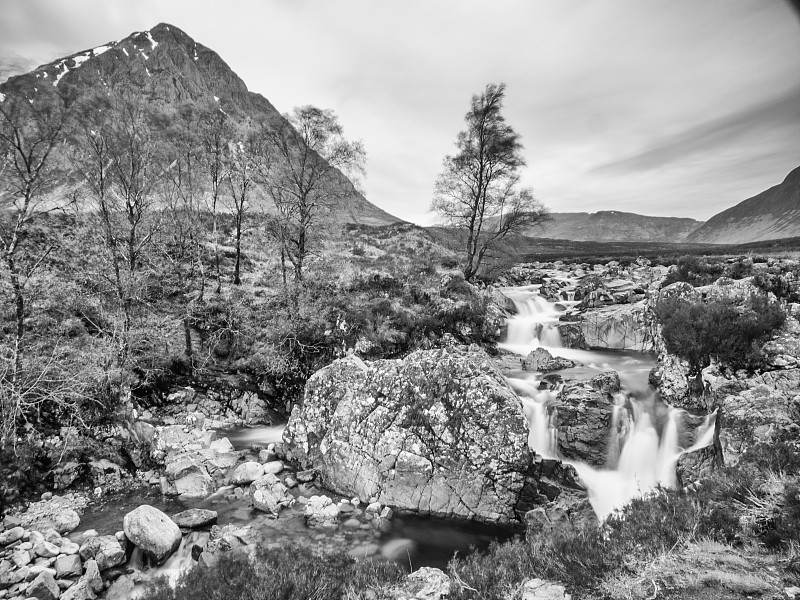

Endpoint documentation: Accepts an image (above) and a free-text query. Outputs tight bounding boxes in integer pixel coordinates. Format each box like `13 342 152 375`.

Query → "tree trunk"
233 214 242 285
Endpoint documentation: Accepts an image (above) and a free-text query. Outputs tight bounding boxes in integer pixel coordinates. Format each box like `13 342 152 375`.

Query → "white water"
500 281 717 520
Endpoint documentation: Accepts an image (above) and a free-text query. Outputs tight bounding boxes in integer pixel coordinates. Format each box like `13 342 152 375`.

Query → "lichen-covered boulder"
522 348 576 372
248 474 294 515
283 345 532 524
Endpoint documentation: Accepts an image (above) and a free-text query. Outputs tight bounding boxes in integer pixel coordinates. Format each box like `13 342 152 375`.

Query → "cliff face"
686 167 800 244
0 23 401 226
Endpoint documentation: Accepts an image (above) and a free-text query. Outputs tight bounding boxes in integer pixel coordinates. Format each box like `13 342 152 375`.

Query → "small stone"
365 502 382 514
380 506 393 519
262 461 283 475
33 541 60 558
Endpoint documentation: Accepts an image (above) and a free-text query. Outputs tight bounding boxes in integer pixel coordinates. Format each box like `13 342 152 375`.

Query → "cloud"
593 85 800 175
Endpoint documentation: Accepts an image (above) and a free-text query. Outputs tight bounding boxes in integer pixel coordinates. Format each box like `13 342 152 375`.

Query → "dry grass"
599 540 782 599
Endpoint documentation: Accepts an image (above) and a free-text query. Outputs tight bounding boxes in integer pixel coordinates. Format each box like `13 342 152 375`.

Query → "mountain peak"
0 22 402 227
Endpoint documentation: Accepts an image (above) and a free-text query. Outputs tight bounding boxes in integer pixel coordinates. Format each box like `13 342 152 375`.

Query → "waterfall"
502 288 564 352
499 280 715 521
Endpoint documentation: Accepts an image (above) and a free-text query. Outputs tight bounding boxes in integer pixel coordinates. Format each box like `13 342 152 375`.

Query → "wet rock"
304 495 340 529
248 474 294 515
78 535 125 571
677 445 720 488
27 570 60 600
230 461 264 485
123 505 182 566
521 348 576 372
262 461 284 475
171 509 218 529
552 372 628 467
283 346 532 524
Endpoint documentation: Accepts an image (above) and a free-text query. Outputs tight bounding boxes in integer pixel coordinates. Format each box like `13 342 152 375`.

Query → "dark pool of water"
75 485 515 572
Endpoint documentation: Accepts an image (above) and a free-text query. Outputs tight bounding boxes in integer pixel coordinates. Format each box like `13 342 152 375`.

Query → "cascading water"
500 280 717 520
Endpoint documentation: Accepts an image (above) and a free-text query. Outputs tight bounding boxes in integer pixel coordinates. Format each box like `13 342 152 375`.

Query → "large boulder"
283 346 533 524
578 301 656 352
718 369 800 466
123 505 182 565
551 372 629 467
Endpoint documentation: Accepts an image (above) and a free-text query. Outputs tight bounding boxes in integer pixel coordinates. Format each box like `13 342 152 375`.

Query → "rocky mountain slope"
527 211 703 242
686 166 800 244
0 22 401 226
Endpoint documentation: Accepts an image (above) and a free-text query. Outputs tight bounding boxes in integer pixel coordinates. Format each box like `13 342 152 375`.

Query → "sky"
1 0 799 225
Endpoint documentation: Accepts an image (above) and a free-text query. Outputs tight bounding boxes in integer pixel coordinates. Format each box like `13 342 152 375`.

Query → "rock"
304 496 340 529
171 509 218 529
17 502 81 535
520 578 571 599
676 445 720 488
60 578 96 600
521 348 576 372
123 505 182 566
258 449 277 463
0 526 24 545
262 461 284 475
27 570 60 600
248 474 294 515
54 554 82 578
104 573 135 600
552 373 628 467
88 459 123 489
82 559 103 593
579 301 656 352
283 346 532 523
394 567 450 600
162 456 214 498
230 461 264 485
33 541 60 558
208 437 235 453
78 535 125 571
52 462 83 490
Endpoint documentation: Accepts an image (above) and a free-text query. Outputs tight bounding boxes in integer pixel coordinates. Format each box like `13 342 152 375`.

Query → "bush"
661 256 757 288
139 543 404 600
655 292 785 378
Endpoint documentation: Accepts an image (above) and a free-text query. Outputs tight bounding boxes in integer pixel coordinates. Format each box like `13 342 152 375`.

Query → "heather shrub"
139 543 403 600
655 292 785 377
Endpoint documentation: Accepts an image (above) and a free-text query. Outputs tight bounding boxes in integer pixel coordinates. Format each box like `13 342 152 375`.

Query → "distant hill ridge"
529 210 704 242
686 166 800 244
0 22 401 227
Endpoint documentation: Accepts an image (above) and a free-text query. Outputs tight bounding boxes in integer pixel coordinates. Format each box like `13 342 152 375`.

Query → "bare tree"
197 104 233 293
224 126 255 286
70 92 164 366
257 107 365 285
159 104 208 363
0 92 73 446
431 83 548 281
0 94 69 386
